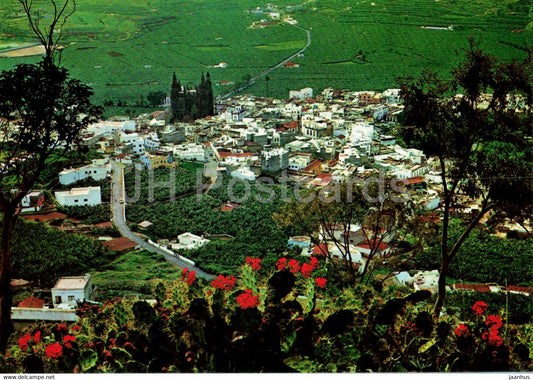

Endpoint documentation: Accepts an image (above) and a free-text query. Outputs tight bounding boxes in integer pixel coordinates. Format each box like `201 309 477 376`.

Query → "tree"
275 180 408 285
400 39 532 319
265 76 270 98
0 0 101 350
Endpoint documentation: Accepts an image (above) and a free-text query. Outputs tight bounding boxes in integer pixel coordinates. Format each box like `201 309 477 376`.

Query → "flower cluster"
245 257 262 271
18 334 32 352
454 324 469 338
236 289 260 309
276 258 287 271
182 268 196 286
472 301 489 316
211 274 237 291
315 277 327 288
45 342 63 359
287 259 300 273
482 315 503 347
63 335 76 349
17 331 41 352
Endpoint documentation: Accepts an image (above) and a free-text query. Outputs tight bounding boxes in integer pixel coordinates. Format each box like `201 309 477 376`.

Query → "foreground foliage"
11 220 115 287
2 257 531 373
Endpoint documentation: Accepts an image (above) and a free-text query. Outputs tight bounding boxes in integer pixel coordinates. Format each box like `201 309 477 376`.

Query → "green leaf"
418 338 436 354
79 349 98 372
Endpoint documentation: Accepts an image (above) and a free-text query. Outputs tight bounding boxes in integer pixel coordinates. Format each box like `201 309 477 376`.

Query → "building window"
74 199 78 203
84 199 88 202
68 296 75 301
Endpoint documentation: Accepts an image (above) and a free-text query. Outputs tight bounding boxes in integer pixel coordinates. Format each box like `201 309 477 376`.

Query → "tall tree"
275 180 408 285
400 39 532 318
0 0 101 350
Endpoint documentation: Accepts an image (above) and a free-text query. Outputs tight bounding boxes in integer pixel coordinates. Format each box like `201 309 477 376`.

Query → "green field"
0 0 530 112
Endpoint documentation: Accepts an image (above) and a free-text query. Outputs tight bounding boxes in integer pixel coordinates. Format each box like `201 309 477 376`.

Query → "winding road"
222 23 311 98
110 160 214 280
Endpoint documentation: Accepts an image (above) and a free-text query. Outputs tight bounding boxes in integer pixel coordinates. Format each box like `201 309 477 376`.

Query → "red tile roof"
304 159 322 172
405 176 426 185
18 296 44 309
94 221 112 229
218 152 252 159
22 212 68 223
452 283 492 292
221 205 235 212
102 237 138 252
357 241 390 251
283 120 299 129
11 279 30 287
508 285 532 295
313 244 329 256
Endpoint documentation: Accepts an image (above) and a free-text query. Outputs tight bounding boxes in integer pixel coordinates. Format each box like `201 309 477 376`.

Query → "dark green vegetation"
125 169 291 274
415 226 533 286
57 204 111 225
124 163 201 203
0 0 530 112
3 261 532 372
11 220 115 287
91 249 181 301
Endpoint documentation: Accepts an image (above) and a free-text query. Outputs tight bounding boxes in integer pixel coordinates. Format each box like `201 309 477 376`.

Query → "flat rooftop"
54 275 90 290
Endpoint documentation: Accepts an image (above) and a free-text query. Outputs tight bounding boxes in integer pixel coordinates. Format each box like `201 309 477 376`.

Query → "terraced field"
0 0 530 113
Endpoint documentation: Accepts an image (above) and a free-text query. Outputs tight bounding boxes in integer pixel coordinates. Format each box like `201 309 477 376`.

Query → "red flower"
186 270 196 286
315 277 327 288
454 324 469 338
63 335 76 348
301 263 313 278
485 315 502 331
182 268 196 286
276 258 287 271
211 274 236 290
288 259 300 273
310 256 319 269
71 325 81 333
482 329 503 347
45 342 63 359
487 332 503 347
472 301 488 316
18 334 32 351
236 289 260 309
33 331 41 345
246 257 261 271
56 324 68 332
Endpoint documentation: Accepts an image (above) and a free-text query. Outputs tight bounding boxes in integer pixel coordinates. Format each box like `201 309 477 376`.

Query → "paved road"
110 160 214 280
221 23 311 98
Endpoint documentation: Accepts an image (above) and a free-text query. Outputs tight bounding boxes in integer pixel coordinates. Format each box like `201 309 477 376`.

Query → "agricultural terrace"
0 0 530 112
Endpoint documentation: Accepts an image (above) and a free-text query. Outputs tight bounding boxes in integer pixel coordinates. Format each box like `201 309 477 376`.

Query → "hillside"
0 0 530 110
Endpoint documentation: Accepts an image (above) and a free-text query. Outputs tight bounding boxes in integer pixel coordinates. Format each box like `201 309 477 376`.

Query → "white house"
231 167 257 181
55 187 101 207
173 143 207 162
18 191 45 213
289 87 313 100
117 133 145 155
288 155 311 171
59 163 109 185
52 273 93 309
288 236 311 249
144 135 161 151
172 232 210 250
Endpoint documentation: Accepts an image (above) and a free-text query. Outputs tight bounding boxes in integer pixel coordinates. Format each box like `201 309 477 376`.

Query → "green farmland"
0 0 530 113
